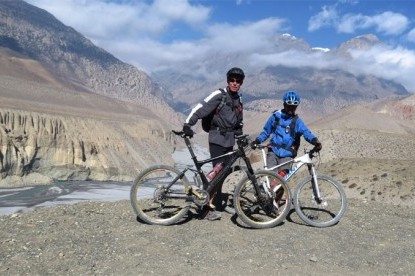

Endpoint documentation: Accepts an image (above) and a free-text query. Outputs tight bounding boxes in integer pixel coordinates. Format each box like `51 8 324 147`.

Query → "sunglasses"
228 78 243 84
285 100 299 106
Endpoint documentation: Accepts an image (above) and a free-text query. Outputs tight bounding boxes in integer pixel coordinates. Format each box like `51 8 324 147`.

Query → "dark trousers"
209 143 233 211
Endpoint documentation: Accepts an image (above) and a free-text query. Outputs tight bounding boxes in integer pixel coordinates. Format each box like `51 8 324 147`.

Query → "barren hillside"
242 97 415 207
0 49 182 187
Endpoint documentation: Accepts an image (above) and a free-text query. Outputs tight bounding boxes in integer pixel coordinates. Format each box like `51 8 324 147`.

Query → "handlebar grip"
309 146 321 157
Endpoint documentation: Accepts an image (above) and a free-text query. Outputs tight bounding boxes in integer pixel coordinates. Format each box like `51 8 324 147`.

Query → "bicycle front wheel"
233 170 291 229
294 175 347 228
130 165 191 225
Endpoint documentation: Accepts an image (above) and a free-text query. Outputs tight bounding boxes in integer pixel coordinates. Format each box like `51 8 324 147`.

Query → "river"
0 144 210 216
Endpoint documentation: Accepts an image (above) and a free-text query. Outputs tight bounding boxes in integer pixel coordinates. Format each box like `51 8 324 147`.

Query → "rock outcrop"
0 1 186 187
0 108 176 187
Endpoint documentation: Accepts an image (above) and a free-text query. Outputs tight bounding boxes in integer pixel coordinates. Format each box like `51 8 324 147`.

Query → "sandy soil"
1 155 414 275
1 198 414 276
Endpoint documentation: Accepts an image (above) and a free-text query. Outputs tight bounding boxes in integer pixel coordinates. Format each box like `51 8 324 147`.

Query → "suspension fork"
242 155 265 195
308 164 322 203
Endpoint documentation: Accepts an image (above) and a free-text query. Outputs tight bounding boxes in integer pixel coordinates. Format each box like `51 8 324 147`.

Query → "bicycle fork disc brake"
310 174 328 207
252 175 275 214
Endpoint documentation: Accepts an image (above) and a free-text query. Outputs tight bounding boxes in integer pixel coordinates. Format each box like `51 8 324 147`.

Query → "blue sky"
25 0 415 91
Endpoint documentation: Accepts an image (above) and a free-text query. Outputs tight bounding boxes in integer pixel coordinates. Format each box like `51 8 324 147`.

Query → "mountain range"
150 33 410 116
0 0 180 124
0 0 414 202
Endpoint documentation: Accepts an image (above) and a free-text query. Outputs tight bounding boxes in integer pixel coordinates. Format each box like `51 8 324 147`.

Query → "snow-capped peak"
312 47 330 52
281 33 297 40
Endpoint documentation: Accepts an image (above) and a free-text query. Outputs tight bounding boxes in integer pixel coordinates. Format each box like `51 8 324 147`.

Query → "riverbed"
0 144 210 216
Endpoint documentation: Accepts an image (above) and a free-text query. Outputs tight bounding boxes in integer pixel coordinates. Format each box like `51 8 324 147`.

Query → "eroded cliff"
0 108 175 187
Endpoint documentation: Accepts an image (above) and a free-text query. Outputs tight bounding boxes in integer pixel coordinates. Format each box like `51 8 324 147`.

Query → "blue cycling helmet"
283 91 300 106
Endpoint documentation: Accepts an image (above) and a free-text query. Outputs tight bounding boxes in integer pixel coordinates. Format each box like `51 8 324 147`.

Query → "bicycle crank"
192 189 209 206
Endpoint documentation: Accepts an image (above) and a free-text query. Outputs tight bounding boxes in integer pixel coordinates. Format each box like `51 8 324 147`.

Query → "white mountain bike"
254 144 347 227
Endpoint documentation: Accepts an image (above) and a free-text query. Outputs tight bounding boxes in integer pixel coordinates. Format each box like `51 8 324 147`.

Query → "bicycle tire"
233 170 291 229
294 175 347 228
130 165 191 225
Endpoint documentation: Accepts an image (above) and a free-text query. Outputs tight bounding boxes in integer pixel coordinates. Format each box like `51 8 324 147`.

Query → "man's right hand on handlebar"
182 124 194 138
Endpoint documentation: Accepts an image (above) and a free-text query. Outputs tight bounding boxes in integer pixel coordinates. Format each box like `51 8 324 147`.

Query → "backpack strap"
271 111 279 133
210 89 240 132
290 115 300 152
216 88 228 112
206 89 230 131
271 111 298 134
270 112 300 156
289 115 298 137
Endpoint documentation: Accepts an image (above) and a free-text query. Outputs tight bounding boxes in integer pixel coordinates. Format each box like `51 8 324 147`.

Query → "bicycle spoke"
294 175 347 227
130 166 191 225
234 171 291 229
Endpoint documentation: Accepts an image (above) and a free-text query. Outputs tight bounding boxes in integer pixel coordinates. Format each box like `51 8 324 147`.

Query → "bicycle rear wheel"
233 170 291 229
294 175 347 228
130 165 191 225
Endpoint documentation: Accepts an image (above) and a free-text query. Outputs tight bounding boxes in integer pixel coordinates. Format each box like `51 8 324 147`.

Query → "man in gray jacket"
182 67 245 220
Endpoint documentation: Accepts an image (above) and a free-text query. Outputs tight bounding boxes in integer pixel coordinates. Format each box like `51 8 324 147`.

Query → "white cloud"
206 18 285 53
347 45 415 90
25 0 415 91
247 45 415 91
350 45 415 70
94 17 285 72
408 28 415 43
150 0 211 25
308 5 339 32
249 50 334 69
309 3 409 36
27 0 210 40
338 12 409 35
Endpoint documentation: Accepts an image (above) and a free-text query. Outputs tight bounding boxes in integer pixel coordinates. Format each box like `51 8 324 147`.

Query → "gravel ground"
1 198 414 276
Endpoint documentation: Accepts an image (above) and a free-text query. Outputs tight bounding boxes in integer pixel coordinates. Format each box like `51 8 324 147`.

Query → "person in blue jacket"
251 91 322 177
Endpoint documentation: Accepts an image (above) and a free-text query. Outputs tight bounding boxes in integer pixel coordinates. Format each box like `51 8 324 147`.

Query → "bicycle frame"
259 146 323 201
177 132 260 199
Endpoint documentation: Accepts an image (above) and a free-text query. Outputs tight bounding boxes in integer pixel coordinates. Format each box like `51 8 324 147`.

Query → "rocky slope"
0 5 185 186
0 70 180 187
0 107 175 186
0 0 182 125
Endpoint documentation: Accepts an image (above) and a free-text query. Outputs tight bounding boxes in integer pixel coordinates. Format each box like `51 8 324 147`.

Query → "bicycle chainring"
258 193 275 214
193 189 209 206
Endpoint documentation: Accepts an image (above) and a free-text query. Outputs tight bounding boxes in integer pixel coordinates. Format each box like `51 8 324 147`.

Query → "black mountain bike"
130 130 291 229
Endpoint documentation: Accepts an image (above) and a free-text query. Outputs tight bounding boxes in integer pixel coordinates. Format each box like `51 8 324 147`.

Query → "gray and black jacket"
185 88 243 147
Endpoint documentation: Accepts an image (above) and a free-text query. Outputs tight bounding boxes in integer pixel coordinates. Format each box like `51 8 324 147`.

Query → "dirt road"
1 198 414 275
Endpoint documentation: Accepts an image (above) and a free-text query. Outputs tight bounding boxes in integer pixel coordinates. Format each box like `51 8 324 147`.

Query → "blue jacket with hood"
256 109 318 158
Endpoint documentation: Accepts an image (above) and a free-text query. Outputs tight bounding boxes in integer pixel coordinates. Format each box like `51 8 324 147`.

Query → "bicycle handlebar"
308 148 317 158
253 144 268 150
172 130 250 149
252 143 321 158
172 130 185 137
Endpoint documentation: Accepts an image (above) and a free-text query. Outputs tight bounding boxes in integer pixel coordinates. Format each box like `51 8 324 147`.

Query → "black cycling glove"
182 124 194 138
250 138 260 149
312 139 322 151
234 128 243 136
